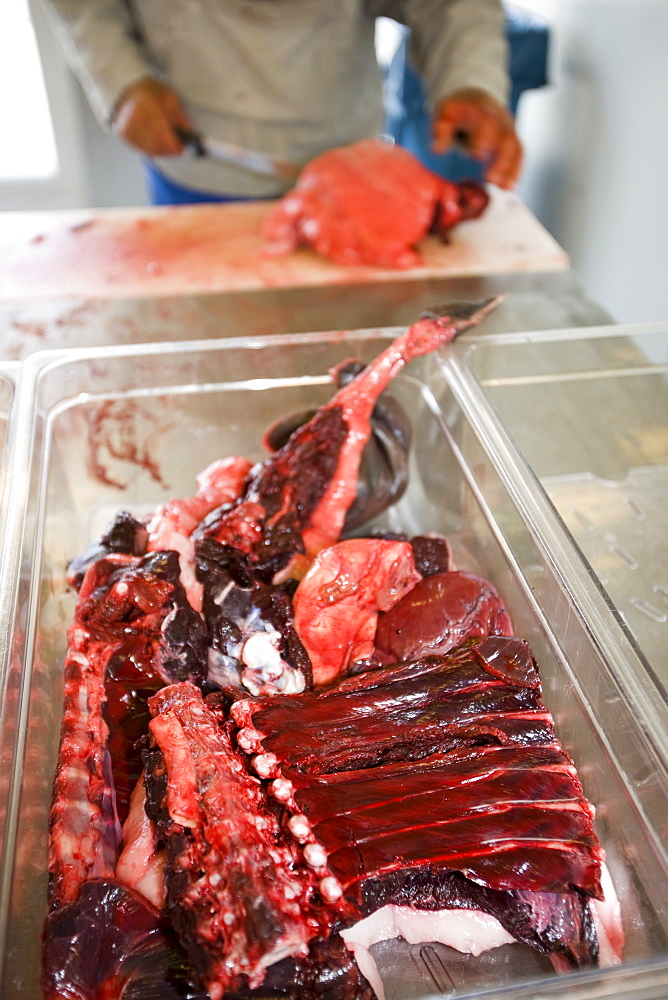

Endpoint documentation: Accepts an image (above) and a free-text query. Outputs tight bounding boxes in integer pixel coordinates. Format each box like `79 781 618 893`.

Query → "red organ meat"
43 301 625 1000
292 538 421 685
42 879 192 1000
374 569 514 665
261 139 490 269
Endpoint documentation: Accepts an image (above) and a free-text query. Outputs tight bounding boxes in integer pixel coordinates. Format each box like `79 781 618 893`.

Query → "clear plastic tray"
0 361 19 634
0 362 17 489
445 322 668 749
0 360 20 861
0 331 667 1000
0 362 19 537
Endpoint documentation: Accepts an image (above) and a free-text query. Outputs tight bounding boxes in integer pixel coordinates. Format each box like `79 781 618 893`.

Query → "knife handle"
174 126 206 157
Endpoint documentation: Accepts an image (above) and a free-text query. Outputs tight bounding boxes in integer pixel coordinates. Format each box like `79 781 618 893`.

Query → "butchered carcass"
196 537 313 698
145 455 252 612
143 682 357 998
194 298 502 593
262 359 413 536
41 874 372 1000
65 511 148 590
232 636 623 986
48 549 208 908
44 293 626 1000
41 878 199 1000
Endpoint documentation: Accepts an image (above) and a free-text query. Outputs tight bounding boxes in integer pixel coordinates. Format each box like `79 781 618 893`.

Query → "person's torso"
132 0 384 194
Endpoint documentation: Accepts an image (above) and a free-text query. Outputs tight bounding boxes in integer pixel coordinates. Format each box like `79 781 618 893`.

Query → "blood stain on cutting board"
0 191 569 301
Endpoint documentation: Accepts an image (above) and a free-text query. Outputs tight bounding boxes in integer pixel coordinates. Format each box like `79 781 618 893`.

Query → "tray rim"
1 322 667 999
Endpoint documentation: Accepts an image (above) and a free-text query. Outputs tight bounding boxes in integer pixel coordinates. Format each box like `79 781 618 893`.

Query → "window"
0 0 90 209
0 0 58 181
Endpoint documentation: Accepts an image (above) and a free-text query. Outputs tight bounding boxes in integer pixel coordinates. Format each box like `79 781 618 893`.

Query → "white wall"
514 0 668 323
72 84 148 209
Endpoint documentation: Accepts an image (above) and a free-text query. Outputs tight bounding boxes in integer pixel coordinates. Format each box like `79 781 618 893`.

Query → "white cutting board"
0 188 568 301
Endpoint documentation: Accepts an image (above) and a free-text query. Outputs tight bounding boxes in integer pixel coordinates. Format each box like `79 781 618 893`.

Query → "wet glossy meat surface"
261 140 489 269
374 570 514 663
232 637 602 901
145 683 333 995
43 301 621 999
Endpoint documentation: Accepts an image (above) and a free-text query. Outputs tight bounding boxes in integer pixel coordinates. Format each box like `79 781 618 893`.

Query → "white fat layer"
132 851 166 909
590 862 624 966
341 904 516 955
241 630 305 696
341 905 517 1000
242 632 284 677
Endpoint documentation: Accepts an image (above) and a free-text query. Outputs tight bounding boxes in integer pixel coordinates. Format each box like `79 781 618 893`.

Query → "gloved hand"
112 77 194 156
433 88 523 189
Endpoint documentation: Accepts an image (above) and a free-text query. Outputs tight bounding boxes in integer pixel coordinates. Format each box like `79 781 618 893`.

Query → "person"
42 0 523 204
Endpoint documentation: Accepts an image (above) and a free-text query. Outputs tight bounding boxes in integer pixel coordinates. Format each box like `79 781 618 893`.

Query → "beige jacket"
43 0 509 196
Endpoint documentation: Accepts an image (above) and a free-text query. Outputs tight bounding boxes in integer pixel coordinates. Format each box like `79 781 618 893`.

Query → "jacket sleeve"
370 0 510 112
40 0 154 125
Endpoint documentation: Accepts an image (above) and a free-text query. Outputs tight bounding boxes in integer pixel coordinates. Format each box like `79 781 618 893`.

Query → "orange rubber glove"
433 88 523 189
112 77 194 156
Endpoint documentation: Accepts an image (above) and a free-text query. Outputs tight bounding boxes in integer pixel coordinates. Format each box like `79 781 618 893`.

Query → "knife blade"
175 127 301 180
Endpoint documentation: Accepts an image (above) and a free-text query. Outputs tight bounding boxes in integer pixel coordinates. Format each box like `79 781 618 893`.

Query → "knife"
175 127 301 180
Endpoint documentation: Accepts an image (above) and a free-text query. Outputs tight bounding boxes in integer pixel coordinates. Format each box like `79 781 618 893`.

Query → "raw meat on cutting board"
261 139 490 268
